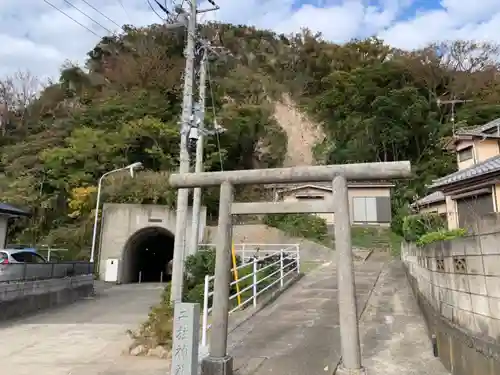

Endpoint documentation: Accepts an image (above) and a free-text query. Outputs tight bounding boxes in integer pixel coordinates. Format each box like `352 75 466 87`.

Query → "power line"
80 0 121 29
61 0 113 34
43 0 102 38
116 0 131 21
146 0 165 21
206 61 224 171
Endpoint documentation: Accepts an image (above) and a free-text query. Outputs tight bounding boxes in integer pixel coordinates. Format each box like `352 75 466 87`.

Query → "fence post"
202 275 209 347
296 245 300 275
280 249 284 288
252 258 258 307
160 271 164 283
138 271 142 284
242 244 246 264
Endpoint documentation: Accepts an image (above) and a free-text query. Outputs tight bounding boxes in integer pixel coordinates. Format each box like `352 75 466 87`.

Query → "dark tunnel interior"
123 227 175 283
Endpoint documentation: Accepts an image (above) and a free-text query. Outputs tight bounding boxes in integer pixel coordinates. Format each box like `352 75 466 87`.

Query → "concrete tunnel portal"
121 226 174 283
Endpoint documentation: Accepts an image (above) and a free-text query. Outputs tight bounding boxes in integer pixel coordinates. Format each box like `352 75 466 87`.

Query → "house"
267 181 394 229
421 118 500 230
0 203 31 248
411 191 447 220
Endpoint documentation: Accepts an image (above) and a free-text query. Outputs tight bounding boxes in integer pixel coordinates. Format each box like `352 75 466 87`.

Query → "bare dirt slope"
272 94 324 167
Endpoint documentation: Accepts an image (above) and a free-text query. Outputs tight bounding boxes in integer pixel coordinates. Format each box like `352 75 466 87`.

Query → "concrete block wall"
402 237 500 341
0 275 94 321
402 235 500 375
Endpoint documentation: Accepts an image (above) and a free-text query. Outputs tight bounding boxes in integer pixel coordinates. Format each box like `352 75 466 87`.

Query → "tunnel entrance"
122 226 174 284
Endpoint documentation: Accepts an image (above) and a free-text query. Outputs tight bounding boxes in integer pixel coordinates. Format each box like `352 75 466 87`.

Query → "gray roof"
0 203 30 217
456 118 500 137
413 191 445 206
430 155 500 189
265 181 394 191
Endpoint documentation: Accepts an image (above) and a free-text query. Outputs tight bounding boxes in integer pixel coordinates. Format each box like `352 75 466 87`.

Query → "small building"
0 203 31 248
267 181 394 229
411 191 447 220
423 118 500 230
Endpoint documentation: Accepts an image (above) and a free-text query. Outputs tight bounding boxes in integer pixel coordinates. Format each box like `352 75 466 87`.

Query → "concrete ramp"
227 254 449 375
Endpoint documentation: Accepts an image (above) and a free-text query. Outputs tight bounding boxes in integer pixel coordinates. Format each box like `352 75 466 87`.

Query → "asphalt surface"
0 282 169 375
0 256 450 375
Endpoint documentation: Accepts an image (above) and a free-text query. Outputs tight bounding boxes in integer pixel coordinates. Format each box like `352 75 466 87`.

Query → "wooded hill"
1 22 500 256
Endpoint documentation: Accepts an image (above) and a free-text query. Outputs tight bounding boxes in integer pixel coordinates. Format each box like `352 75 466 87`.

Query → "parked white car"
0 249 48 282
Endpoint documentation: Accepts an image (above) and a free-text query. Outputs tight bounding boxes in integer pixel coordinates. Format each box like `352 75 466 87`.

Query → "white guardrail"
198 244 300 347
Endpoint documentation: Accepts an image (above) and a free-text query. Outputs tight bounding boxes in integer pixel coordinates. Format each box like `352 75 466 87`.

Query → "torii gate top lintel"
169 161 411 188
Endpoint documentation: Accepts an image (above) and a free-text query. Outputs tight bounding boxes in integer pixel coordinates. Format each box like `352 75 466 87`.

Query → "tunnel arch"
121 226 175 284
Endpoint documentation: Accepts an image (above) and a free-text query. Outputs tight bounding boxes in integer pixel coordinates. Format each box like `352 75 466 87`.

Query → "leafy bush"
184 247 217 287
183 247 243 307
416 228 467 247
402 213 446 242
263 213 328 244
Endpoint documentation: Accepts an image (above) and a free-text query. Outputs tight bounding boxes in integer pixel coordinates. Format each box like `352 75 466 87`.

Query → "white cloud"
1 0 500 80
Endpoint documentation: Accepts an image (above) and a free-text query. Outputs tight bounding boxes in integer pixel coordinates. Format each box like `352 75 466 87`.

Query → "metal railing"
201 248 300 347
199 243 300 263
0 262 93 283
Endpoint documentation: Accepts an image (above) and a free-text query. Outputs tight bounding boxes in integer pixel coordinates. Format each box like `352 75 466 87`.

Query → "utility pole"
170 0 198 303
437 97 472 134
168 0 221 302
188 40 229 256
189 49 207 256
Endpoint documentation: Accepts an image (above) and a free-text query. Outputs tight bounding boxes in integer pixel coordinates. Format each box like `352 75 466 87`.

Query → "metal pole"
252 259 258 307
331 175 363 372
201 181 234 375
90 175 104 263
190 49 208 256
280 249 284 288
171 0 198 303
202 274 210 347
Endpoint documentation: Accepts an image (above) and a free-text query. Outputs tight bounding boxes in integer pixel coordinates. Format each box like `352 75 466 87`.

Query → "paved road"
228 254 387 375
228 253 449 375
359 260 449 375
0 283 170 375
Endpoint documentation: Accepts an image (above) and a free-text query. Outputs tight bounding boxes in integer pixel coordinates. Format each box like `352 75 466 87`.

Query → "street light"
89 162 143 263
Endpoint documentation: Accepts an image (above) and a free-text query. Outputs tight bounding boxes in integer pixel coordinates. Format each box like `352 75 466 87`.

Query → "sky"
1 0 500 81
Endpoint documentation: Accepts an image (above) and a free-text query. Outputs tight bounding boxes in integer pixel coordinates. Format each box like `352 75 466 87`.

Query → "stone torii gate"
169 161 411 375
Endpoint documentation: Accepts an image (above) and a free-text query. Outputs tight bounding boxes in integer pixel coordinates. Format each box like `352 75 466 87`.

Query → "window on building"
352 197 377 223
351 196 391 223
458 146 473 162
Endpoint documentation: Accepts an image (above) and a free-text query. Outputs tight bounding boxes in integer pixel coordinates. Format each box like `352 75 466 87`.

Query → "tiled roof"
429 155 500 189
265 181 394 190
456 118 500 137
413 191 445 206
0 203 30 217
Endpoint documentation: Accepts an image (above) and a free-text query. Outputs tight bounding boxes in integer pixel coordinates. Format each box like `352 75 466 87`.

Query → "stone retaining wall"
0 275 94 321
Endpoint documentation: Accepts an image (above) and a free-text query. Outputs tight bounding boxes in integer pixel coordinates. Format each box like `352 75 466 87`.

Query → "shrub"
184 247 217 287
402 213 446 242
263 213 328 244
183 247 242 306
416 228 467 247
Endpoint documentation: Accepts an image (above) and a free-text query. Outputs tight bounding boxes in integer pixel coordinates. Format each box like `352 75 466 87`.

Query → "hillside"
1 22 500 255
